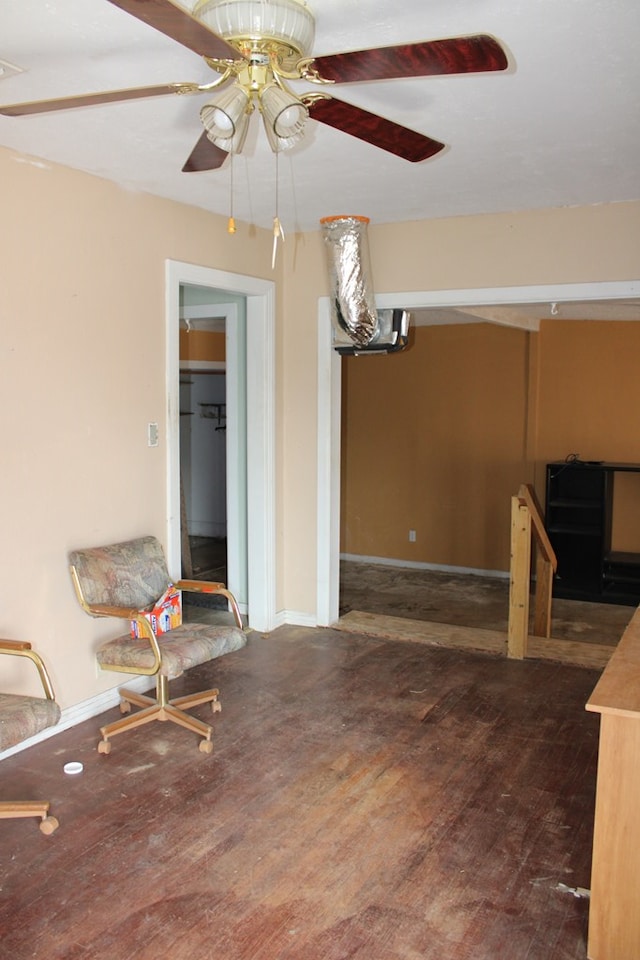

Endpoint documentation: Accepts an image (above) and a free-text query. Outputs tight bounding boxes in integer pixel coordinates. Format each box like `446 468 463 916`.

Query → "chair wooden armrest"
175 579 243 628
0 639 32 651
0 639 56 701
85 602 144 619
176 579 225 593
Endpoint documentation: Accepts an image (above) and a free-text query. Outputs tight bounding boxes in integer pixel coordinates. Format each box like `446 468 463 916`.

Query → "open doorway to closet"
166 260 275 634
179 291 247 614
180 367 228 581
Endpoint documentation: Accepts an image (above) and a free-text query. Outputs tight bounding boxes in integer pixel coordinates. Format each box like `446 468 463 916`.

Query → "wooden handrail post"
533 553 554 639
508 496 532 659
508 483 557 659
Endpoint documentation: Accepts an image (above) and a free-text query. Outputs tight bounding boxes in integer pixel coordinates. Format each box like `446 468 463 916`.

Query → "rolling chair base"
0 801 59 834
98 674 221 755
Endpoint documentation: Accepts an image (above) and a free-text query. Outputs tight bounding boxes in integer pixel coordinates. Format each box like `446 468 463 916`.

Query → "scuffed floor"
339 560 632 647
0 625 600 960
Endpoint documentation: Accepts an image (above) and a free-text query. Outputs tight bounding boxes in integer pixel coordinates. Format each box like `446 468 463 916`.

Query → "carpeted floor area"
339 559 633 647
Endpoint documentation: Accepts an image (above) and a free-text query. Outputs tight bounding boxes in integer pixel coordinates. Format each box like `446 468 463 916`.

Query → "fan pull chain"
227 150 236 235
272 150 284 270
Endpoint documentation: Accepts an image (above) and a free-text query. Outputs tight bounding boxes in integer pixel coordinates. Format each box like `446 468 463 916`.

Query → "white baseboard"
272 610 318 629
269 561 510 636
340 553 510 580
1 558 508 764
0 675 152 762
0 611 317 761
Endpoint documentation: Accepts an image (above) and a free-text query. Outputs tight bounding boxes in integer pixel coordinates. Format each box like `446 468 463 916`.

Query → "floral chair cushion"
0 693 61 752
69 536 247 679
97 622 246 679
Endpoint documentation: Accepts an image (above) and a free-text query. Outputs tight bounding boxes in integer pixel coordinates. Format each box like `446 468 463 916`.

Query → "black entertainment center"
545 460 640 605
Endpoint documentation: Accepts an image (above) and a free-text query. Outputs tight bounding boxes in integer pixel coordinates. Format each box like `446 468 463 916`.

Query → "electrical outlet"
409 529 416 542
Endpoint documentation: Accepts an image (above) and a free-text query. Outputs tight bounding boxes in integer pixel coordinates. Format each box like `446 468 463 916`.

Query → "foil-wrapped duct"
320 215 379 348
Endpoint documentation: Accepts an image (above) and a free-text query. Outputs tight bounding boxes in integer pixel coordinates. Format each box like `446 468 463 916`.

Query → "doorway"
180 369 229 581
179 298 247 610
317 279 640 627
166 260 276 633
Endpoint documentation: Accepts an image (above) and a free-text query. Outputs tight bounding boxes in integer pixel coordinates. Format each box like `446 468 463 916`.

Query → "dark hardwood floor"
0 625 600 959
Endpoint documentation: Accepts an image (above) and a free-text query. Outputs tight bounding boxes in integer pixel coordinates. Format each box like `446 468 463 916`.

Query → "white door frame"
317 279 640 626
180 302 248 611
166 261 276 632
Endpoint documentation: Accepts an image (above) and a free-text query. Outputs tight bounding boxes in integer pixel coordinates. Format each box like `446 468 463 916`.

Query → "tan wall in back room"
535 319 640 553
341 323 531 572
179 330 225 362
341 318 640 572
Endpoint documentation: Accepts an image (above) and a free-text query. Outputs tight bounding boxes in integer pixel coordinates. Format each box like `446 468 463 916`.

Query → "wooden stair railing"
508 483 557 659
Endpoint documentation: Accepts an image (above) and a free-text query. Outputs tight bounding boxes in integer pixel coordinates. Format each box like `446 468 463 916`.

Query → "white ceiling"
1 0 639 239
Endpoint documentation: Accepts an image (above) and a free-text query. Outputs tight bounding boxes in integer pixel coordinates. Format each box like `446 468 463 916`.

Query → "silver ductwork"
320 214 410 355
320 215 379 348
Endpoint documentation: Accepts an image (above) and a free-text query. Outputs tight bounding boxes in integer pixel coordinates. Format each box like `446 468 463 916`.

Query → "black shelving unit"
545 461 640 605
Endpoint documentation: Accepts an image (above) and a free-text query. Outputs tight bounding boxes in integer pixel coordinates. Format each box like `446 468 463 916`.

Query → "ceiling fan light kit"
200 82 250 144
192 0 317 155
0 0 509 211
260 83 308 139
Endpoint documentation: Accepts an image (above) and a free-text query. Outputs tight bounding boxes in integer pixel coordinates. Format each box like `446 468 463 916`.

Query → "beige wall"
367 203 640 290
2 138 639 711
0 146 273 706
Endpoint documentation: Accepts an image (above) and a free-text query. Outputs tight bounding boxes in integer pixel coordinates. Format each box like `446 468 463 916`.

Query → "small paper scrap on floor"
556 882 590 899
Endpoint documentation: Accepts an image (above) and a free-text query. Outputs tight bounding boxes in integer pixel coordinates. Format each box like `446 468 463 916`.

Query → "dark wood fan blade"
308 97 444 162
0 84 191 116
182 131 228 172
311 35 508 84
106 0 239 60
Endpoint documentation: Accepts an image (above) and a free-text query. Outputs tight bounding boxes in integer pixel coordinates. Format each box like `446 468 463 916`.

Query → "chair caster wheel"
119 701 131 714
211 700 222 714
98 740 112 755
40 815 59 835
199 739 213 754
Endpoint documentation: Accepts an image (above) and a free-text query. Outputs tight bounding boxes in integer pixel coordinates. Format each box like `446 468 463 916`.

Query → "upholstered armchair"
68 536 247 755
0 640 61 834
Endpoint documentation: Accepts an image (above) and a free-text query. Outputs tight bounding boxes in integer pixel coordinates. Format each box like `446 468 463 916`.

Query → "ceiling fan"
0 0 509 173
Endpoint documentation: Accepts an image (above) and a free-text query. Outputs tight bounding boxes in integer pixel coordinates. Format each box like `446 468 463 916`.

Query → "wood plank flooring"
339 559 632 647
336 610 615 670
0 625 600 960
